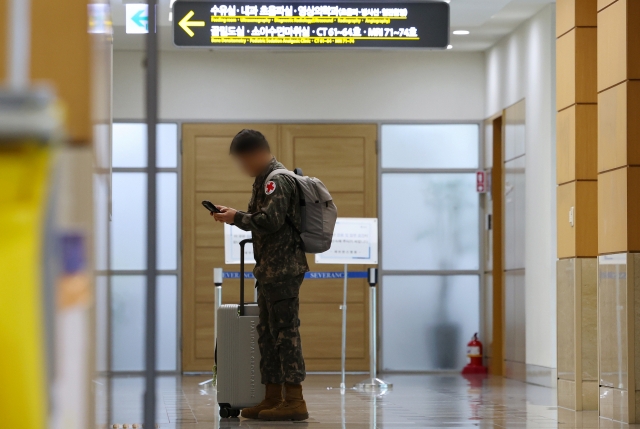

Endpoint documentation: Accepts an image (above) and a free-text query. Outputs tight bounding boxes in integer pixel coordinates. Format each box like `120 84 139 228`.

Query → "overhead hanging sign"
173 1 449 48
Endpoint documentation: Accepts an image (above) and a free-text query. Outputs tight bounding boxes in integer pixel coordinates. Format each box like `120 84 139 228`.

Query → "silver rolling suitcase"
217 239 265 418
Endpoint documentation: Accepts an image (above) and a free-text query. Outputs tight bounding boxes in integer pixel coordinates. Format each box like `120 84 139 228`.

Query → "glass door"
380 124 481 371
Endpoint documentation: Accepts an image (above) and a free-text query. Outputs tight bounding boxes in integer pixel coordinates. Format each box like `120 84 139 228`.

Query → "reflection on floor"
96 373 637 428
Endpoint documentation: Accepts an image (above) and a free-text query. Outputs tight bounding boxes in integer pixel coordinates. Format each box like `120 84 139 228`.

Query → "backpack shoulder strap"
265 168 296 182
265 168 301 198
265 168 305 238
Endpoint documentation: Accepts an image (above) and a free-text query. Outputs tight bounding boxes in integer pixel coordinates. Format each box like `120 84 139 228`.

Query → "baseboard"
505 361 557 388
526 363 557 388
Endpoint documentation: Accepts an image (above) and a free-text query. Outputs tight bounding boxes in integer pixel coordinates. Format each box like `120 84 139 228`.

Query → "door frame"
487 113 505 376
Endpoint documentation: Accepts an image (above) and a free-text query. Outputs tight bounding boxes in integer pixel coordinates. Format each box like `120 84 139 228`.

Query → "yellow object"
179 10 205 37
0 142 52 429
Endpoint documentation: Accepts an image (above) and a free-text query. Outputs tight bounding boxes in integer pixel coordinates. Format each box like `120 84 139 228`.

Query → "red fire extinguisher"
462 333 488 374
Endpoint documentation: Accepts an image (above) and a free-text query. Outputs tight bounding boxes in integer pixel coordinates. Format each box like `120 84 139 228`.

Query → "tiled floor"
96 373 637 428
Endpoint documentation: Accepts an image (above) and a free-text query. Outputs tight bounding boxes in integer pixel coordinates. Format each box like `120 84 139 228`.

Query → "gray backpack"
265 168 337 253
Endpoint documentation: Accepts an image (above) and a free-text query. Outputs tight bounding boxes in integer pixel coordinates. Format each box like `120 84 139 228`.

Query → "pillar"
0 1 111 427
0 0 96 145
597 0 640 423
556 0 599 411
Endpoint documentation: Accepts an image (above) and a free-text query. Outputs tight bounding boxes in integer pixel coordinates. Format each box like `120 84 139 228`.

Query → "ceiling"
110 0 556 52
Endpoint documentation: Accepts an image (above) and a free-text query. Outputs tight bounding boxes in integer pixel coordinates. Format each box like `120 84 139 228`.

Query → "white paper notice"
224 224 256 264
315 218 378 265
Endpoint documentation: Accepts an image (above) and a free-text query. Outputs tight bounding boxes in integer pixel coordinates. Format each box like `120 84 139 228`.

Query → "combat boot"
240 384 283 419
258 383 309 421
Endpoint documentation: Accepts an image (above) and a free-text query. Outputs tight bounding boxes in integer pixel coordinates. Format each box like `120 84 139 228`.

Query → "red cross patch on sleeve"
265 180 276 195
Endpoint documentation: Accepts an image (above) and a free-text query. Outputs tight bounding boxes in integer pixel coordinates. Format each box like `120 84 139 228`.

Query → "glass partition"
382 173 479 270
111 173 147 270
97 122 180 373
381 124 479 169
381 275 479 371
380 123 481 371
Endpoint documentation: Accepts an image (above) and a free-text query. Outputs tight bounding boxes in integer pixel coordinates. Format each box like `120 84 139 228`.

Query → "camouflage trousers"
256 274 306 385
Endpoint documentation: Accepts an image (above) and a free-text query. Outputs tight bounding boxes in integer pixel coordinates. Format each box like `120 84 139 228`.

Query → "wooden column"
556 0 599 411
596 0 640 423
490 116 504 377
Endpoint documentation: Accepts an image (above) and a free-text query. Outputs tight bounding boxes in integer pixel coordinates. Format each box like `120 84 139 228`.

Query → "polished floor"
96 374 637 428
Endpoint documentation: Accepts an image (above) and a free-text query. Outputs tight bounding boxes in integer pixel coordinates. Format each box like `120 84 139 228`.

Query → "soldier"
211 129 310 421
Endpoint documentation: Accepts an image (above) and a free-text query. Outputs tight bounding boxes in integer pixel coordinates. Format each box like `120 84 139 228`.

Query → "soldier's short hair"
230 129 271 154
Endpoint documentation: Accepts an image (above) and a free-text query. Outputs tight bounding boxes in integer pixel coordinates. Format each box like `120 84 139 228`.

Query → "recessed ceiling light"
447 45 453 49
453 30 470 35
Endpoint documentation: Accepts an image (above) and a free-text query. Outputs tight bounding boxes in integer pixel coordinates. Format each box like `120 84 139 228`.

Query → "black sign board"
173 1 449 48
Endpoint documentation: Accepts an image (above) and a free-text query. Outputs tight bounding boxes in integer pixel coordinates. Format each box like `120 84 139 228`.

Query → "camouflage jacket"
233 158 309 283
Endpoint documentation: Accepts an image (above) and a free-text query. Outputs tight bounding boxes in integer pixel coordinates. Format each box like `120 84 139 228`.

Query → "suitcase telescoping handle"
239 239 252 316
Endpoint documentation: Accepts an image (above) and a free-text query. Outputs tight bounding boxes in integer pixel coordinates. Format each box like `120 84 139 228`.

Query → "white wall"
113 50 485 121
485 5 557 369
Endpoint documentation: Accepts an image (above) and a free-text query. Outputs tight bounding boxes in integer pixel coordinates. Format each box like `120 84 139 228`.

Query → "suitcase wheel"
219 407 230 418
219 405 240 418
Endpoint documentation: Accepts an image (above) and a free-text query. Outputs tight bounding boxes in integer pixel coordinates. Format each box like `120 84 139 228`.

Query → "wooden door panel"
195 137 254 192
195 302 215 359
192 124 278 191
331 193 365 217
293 137 365 192
299 303 365 359
299 279 365 304
194 248 255 303
182 123 278 371
195 192 252 247
183 123 376 372
280 124 377 371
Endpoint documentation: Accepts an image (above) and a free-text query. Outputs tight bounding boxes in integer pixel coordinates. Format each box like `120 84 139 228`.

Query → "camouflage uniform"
233 158 309 385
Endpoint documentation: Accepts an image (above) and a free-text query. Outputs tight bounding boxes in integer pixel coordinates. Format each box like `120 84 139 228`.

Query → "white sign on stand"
316 218 378 391
315 218 378 264
224 224 255 264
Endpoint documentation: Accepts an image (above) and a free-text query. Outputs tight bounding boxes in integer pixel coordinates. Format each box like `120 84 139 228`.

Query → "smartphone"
202 200 222 214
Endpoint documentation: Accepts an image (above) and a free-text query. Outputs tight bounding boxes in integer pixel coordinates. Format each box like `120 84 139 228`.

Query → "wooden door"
181 123 377 372
280 124 377 371
182 124 279 371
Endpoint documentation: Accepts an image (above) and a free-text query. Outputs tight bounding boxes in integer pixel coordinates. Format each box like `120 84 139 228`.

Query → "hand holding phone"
202 200 222 214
